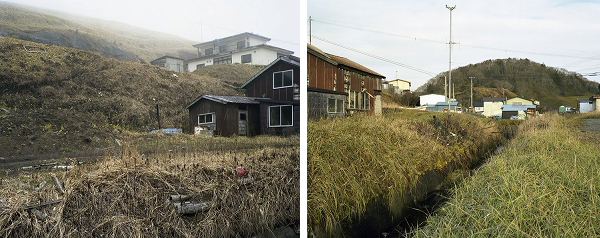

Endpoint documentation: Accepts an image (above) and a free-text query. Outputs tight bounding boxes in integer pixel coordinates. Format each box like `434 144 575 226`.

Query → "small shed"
426 102 458 112
579 99 594 113
502 104 536 119
483 98 504 118
150 56 185 72
186 95 261 136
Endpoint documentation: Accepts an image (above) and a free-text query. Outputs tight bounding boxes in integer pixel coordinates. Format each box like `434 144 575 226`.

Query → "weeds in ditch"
308 111 502 236
413 114 600 237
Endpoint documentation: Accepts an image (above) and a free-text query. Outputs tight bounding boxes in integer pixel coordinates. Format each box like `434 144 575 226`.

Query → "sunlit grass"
413 114 600 237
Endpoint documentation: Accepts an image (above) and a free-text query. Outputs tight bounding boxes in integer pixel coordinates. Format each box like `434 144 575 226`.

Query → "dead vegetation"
0 139 299 237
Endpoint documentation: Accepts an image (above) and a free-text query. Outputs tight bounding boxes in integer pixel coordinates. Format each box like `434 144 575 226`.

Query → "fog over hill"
0 1 197 62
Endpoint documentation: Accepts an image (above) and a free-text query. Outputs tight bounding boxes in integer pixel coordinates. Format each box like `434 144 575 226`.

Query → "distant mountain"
416 58 600 108
0 1 197 62
0 37 236 158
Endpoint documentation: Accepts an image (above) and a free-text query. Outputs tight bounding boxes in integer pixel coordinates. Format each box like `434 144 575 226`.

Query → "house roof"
150 55 184 63
387 79 411 84
474 102 484 107
185 44 294 63
325 53 386 78
240 56 300 89
420 94 445 97
307 44 337 66
501 104 536 111
435 102 458 106
483 98 505 102
192 32 270 48
579 99 592 103
186 95 260 109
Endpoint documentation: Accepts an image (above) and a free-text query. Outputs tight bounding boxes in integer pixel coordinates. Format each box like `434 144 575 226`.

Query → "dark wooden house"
187 56 300 136
186 95 260 136
241 56 300 135
307 44 385 120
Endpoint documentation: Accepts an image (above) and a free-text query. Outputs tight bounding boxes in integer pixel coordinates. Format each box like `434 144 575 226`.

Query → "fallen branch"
173 201 211 215
25 199 62 210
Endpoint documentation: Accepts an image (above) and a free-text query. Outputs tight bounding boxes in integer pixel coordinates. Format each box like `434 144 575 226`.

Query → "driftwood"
33 181 47 193
173 201 211 215
53 176 65 194
30 208 47 220
25 199 63 210
170 194 193 202
237 177 255 185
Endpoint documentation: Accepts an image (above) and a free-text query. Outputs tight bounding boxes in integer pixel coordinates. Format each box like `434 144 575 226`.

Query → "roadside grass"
413 114 600 237
308 111 502 235
0 135 299 237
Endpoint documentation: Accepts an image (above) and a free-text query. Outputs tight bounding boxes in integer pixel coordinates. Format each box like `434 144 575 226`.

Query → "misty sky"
308 0 600 90
3 0 300 56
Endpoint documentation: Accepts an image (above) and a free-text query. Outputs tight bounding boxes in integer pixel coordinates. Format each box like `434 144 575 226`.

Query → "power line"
312 18 598 60
311 35 435 77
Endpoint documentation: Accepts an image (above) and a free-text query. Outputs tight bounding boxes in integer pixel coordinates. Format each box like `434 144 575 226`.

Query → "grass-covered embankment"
413 113 600 236
308 111 503 236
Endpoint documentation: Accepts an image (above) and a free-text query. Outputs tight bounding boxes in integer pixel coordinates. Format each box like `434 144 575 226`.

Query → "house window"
273 70 293 89
219 45 227 53
196 64 205 70
214 56 232 65
348 90 356 109
241 54 252 63
205 48 213 56
237 40 245 50
328 98 344 113
269 105 293 127
363 92 369 110
197 113 214 125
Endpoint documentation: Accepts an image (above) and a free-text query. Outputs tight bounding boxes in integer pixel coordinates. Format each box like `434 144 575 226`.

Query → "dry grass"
0 136 299 237
308 111 503 236
413 114 600 237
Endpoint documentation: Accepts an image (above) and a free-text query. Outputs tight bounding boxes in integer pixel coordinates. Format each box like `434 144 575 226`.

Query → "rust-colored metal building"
307 44 384 120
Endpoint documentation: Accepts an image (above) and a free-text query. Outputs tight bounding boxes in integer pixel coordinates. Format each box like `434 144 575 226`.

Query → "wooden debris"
25 199 62 210
53 176 65 194
237 177 255 185
170 194 193 202
173 201 211 215
33 181 47 193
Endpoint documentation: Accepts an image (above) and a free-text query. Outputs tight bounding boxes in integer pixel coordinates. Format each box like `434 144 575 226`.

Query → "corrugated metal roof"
325 53 386 78
483 98 505 102
192 32 270 48
435 102 458 106
501 104 536 111
186 95 260 109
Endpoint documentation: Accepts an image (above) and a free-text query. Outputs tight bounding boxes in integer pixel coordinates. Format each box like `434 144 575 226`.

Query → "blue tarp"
149 128 182 134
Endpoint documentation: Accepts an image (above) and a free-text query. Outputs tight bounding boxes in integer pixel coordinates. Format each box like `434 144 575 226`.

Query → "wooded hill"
0 2 197 62
416 58 600 109
0 37 252 158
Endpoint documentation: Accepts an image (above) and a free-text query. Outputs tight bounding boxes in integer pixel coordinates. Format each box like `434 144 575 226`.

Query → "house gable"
242 57 300 101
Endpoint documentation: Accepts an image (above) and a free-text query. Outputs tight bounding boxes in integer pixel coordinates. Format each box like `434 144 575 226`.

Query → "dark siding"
188 99 242 136
245 60 299 101
259 103 300 135
307 53 342 92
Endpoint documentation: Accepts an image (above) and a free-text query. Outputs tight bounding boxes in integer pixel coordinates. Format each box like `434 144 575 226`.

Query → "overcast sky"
308 0 600 90
3 0 300 56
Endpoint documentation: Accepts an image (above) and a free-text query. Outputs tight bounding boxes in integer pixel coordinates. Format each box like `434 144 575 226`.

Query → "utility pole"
469 76 474 112
444 76 447 102
156 104 161 130
309 16 312 45
446 5 457 111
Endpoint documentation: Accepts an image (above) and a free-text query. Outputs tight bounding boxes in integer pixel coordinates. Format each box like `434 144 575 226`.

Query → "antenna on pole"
446 5 457 111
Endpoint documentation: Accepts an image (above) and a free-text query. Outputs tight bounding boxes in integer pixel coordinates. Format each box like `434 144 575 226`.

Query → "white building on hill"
186 32 293 72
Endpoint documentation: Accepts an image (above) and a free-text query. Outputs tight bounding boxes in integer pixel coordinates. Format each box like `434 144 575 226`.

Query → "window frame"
196 63 205 70
328 98 344 114
197 113 215 125
204 48 213 56
241 54 252 64
268 105 293 127
273 69 294 89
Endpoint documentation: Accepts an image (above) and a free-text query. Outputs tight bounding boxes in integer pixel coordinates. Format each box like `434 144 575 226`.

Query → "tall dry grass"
308 111 502 236
0 135 299 237
413 113 600 237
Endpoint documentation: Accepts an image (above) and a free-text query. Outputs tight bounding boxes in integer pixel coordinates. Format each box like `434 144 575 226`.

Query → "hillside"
416 58 599 108
0 37 238 158
192 63 266 89
0 2 197 62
